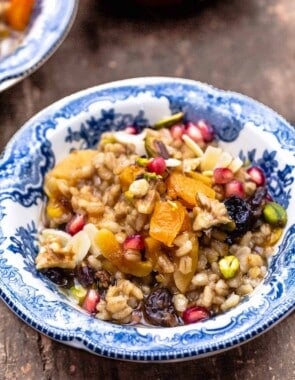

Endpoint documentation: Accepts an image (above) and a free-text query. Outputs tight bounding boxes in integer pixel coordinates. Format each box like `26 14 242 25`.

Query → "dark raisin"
248 186 267 217
41 268 74 288
95 270 114 289
75 265 96 288
143 287 179 327
224 196 254 241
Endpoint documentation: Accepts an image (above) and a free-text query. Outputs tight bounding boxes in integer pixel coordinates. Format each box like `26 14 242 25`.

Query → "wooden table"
0 1 294 378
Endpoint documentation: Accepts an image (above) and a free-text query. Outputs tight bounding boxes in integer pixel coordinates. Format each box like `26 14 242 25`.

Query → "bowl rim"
0 0 79 91
0 76 294 362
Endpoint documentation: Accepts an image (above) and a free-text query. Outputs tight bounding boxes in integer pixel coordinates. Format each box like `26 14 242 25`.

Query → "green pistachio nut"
69 285 87 304
143 172 162 181
219 255 240 279
153 112 184 130
144 135 170 158
262 202 287 227
135 157 149 167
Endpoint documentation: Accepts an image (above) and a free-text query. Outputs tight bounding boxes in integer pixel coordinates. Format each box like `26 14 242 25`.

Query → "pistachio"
262 202 287 227
218 255 240 279
69 284 87 304
144 135 170 158
143 172 162 181
153 112 184 129
135 157 149 167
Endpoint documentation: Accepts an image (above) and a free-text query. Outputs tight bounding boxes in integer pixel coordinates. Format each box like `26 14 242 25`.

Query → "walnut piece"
193 193 231 231
35 229 90 270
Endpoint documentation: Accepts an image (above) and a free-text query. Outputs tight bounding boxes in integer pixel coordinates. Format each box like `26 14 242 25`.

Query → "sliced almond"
165 158 182 167
83 223 102 257
66 230 91 265
40 228 71 247
182 134 204 157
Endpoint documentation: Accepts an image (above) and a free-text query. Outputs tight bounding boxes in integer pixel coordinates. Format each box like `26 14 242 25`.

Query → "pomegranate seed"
82 289 100 314
124 125 138 134
147 156 167 175
195 119 215 142
170 124 185 139
225 180 245 198
183 306 210 324
247 166 266 186
184 122 204 144
123 234 145 250
66 214 85 235
213 167 234 184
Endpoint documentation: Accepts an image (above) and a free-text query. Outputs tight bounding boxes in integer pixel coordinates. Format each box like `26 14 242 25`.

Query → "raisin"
75 265 96 288
95 270 114 289
41 268 74 288
248 186 267 217
143 288 179 327
224 196 254 241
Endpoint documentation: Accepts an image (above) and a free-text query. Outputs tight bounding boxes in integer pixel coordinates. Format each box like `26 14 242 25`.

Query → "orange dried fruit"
6 0 35 31
149 201 186 246
179 211 192 233
48 150 97 185
119 165 145 191
145 236 163 265
95 228 152 277
166 171 215 207
187 171 213 186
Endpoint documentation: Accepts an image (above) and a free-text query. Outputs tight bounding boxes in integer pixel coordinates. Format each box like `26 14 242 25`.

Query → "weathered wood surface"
0 1 294 379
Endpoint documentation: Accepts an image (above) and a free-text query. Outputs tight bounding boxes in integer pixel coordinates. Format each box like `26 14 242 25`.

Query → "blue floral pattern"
8 221 38 275
0 78 294 361
240 149 293 208
65 109 148 149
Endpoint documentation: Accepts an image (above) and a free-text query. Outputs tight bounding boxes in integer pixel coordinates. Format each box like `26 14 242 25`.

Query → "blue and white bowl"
0 77 294 361
0 0 78 91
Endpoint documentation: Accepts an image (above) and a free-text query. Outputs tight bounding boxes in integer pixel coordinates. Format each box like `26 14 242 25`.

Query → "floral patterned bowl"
0 0 78 91
0 77 294 361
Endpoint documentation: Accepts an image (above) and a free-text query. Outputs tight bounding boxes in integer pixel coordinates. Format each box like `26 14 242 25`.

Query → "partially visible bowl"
0 77 294 361
0 0 78 91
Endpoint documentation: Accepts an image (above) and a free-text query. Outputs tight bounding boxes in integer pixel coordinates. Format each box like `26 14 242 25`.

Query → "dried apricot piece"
149 200 186 246
48 150 97 184
145 237 163 266
6 0 35 31
119 165 145 191
166 171 215 207
95 228 152 277
187 171 213 186
179 211 192 233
